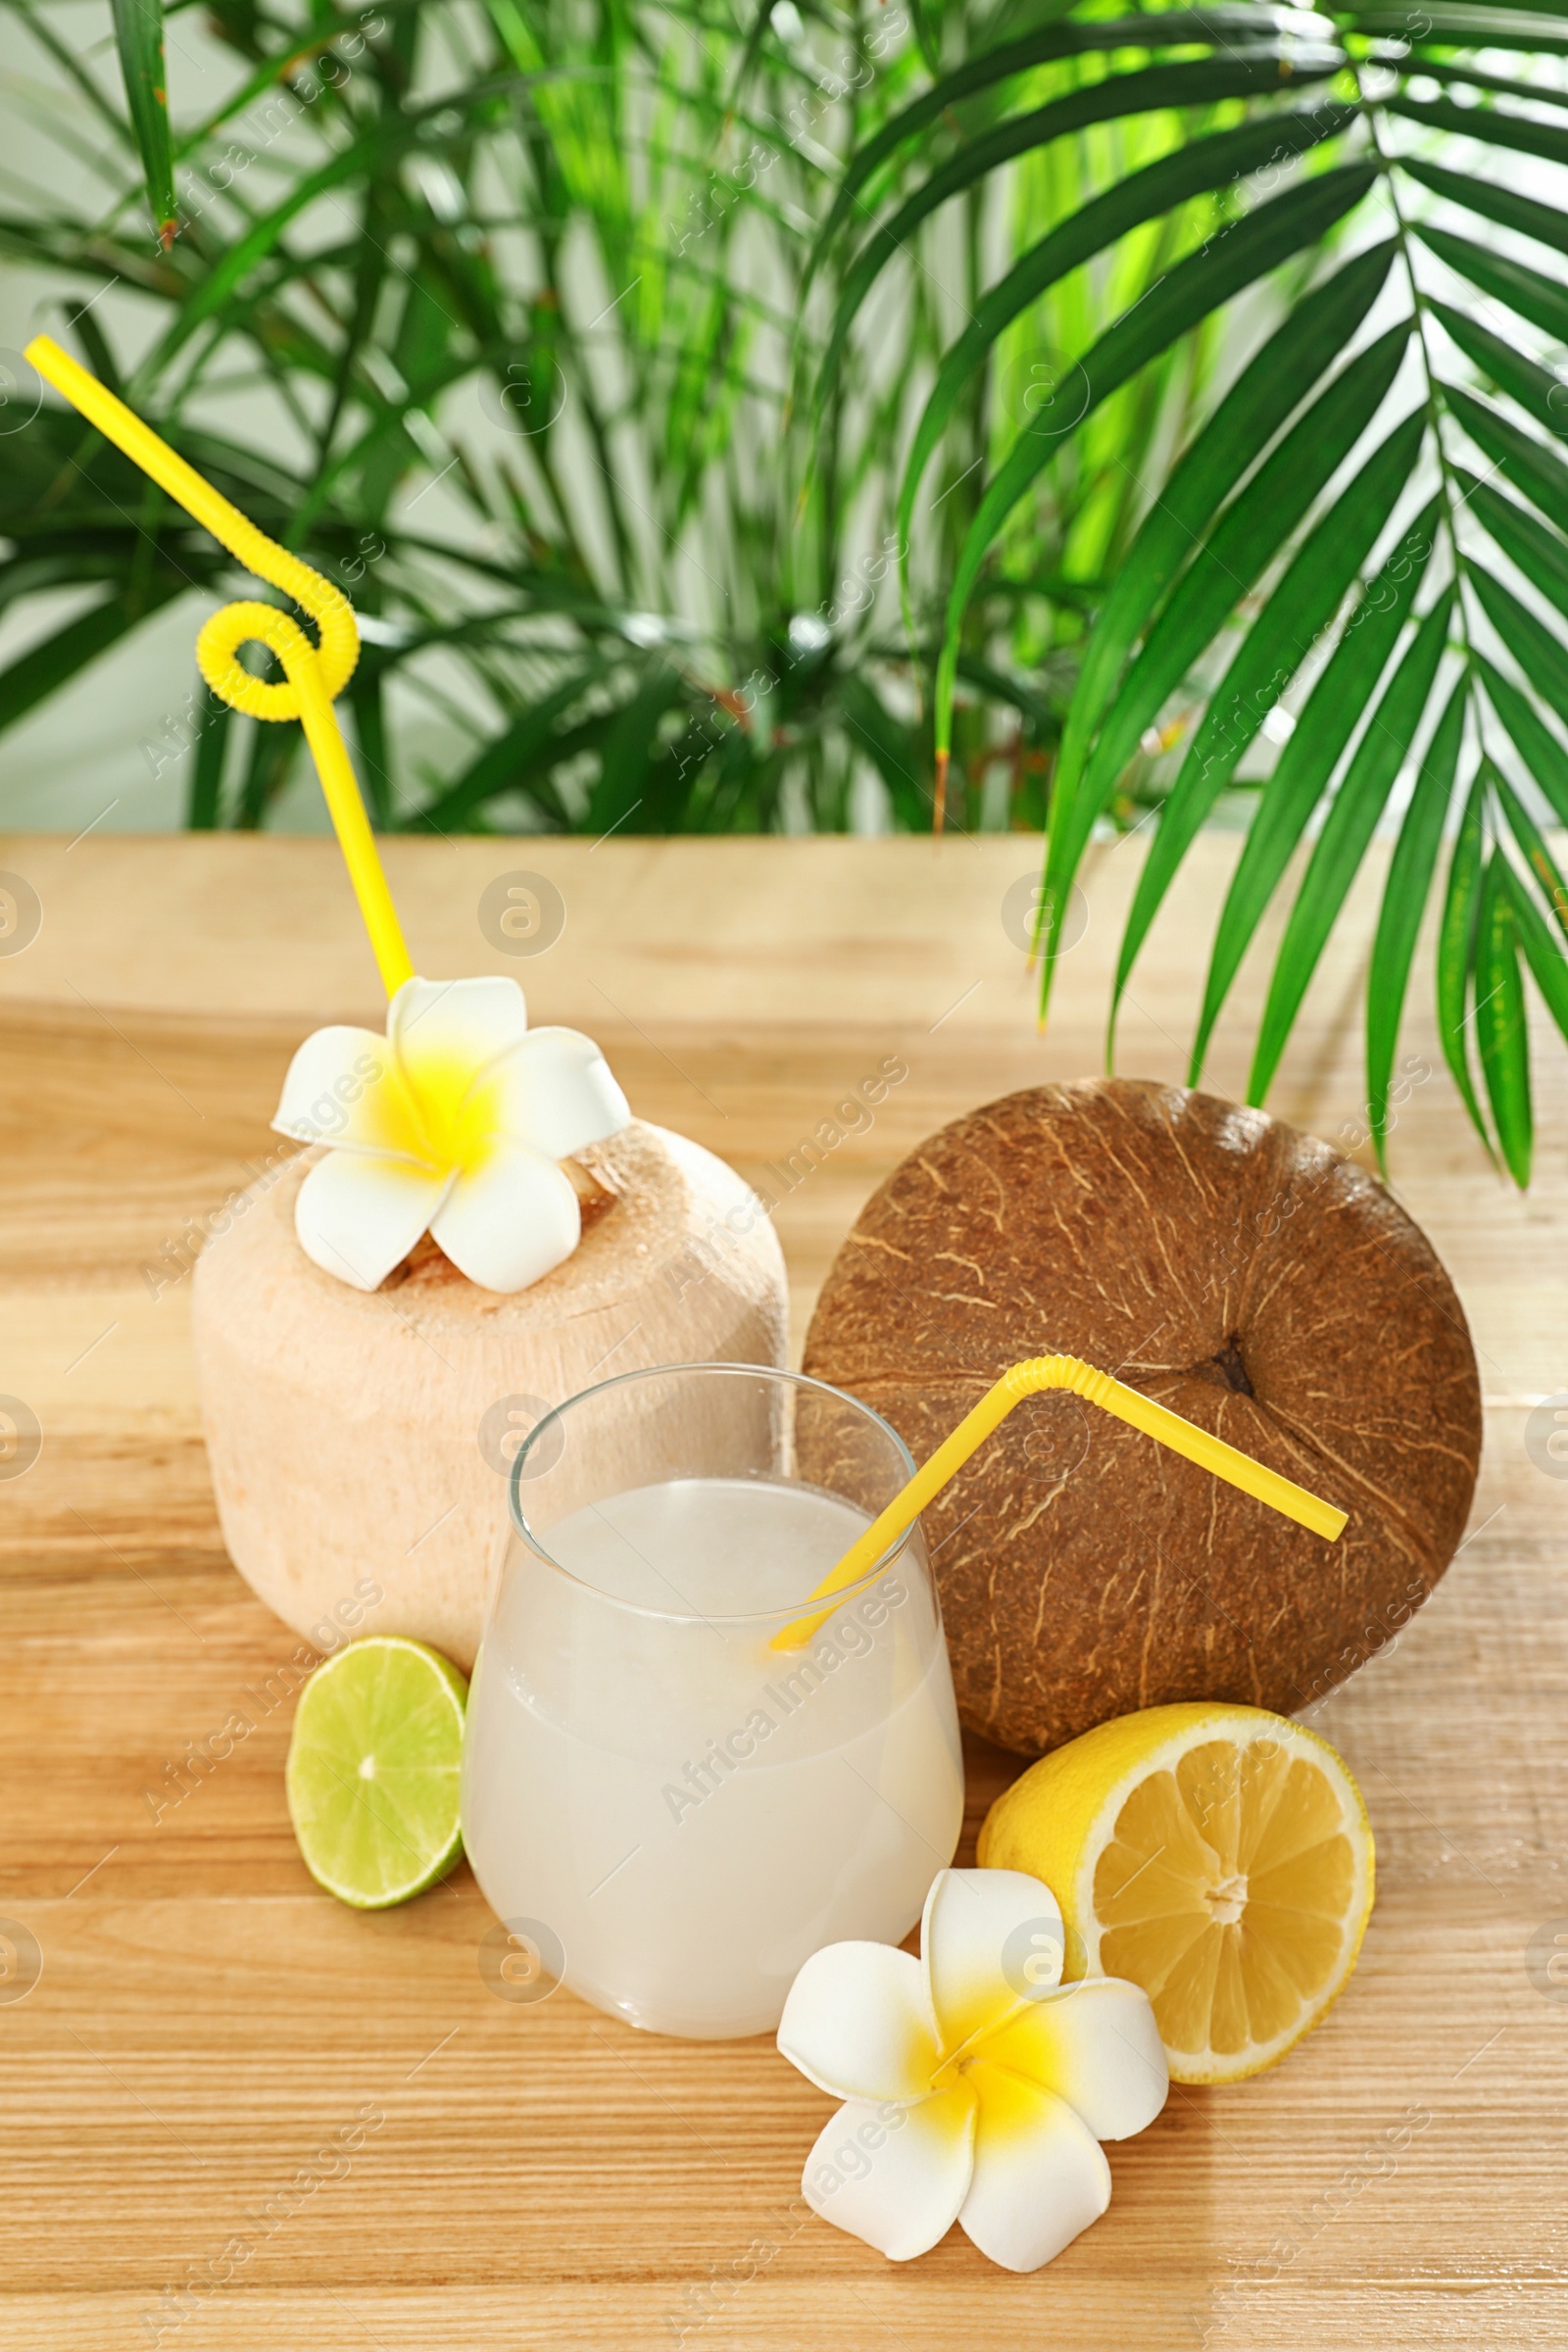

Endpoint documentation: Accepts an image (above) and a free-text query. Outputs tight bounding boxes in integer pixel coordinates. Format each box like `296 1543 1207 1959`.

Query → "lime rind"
286 1636 468 1909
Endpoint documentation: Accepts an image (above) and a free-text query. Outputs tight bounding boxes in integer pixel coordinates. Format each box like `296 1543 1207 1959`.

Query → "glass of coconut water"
461 1362 964 2038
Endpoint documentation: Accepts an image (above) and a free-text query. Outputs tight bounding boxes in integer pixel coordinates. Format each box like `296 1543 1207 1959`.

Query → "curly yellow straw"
774 1352 1347 1649
24 334 413 997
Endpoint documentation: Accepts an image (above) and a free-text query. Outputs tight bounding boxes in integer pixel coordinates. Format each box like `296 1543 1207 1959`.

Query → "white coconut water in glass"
462 1366 964 2038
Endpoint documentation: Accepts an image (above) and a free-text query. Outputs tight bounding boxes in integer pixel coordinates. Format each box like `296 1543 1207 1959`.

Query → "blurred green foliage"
0 0 1202 837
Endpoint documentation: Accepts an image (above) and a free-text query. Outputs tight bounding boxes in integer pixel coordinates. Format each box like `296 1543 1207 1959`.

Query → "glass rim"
507 1360 922 1626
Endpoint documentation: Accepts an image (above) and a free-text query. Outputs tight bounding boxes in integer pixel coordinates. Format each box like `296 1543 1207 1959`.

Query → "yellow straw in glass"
774 1352 1347 1650
24 334 413 998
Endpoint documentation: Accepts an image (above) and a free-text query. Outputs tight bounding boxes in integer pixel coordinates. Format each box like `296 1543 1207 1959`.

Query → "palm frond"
808 0 1568 1171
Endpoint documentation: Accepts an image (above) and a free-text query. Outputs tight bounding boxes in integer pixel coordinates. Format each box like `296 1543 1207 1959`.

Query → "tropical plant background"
5 0 1568 1175
5 0 1170 841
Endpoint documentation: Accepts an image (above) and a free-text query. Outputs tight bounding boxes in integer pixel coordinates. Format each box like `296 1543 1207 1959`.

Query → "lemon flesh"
285 1636 468 1908
978 1703 1374 2084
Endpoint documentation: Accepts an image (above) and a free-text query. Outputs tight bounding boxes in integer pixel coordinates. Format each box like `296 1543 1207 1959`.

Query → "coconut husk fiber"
804 1077 1482 1756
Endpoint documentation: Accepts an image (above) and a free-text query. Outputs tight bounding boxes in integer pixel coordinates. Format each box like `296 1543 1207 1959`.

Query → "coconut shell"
194 1119 787 1668
803 1077 1482 1756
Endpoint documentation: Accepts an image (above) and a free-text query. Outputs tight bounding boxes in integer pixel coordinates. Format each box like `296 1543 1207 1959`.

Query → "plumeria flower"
271 975 630 1294
777 1868 1168 2271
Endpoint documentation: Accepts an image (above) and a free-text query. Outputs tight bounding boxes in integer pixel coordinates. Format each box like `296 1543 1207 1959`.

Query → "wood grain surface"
1 831 1565 2350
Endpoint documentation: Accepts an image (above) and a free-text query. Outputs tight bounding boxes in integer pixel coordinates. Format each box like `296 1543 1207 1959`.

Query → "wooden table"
2 832 1564 2350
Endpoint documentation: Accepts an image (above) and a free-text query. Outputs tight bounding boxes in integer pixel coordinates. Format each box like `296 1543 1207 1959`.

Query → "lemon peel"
979 1703 1375 2084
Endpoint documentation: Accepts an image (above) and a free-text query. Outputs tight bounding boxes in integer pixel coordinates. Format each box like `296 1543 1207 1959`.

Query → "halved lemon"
977 1703 1374 2084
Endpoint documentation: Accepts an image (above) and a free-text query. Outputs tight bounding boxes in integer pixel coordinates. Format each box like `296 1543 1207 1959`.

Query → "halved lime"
285 1636 468 1909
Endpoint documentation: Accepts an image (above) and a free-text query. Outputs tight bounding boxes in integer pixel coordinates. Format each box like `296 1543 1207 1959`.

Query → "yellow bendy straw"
773 1352 1348 1650
24 334 414 998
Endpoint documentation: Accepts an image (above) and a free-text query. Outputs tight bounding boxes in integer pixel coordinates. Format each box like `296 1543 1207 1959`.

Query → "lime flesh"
285 1636 468 1908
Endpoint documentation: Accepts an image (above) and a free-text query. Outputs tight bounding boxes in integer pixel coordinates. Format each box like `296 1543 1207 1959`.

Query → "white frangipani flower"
777 1868 1168 2272
271 975 630 1295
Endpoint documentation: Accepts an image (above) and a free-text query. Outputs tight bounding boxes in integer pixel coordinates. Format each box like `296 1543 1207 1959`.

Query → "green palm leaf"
1415 228 1568 349
887 105 1356 560
185 693 231 830
1478 659 1568 832
1438 766 1494 1157
1499 857 1568 1048
0 580 188 731
412 662 620 832
839 674 930 831
1109 404 1424 1047
1445 385 1568 535
1394 88 1568 166
809 8 1316 266
1493 762 1568 949
823 58 1343 417
1063 324 1408 902
1463 477 1568 628
1189 501 1441 1082
586 665 691 835
1362 1 1568 53
1248 589 1455 1104
1366 682 1467 1166
933 163 1379 778
1430 304 1568 441
110 0 177 247
1042 247 1396 976
1475 851 1533 1189
1401 156 1568 264
1469 565 1568 733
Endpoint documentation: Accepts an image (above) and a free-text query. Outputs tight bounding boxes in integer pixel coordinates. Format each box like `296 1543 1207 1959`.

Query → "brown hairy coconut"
804 1078 1481 1756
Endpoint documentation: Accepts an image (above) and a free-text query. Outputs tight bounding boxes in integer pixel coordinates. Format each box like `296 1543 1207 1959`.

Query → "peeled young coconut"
804 1077 1482 1756
193 1121 787 1668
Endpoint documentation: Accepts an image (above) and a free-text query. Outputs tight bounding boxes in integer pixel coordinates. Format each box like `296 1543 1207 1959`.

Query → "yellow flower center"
391 1052 506 1174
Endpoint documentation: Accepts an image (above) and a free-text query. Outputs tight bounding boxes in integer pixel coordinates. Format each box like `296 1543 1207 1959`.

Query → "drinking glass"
461 1362 964 2038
